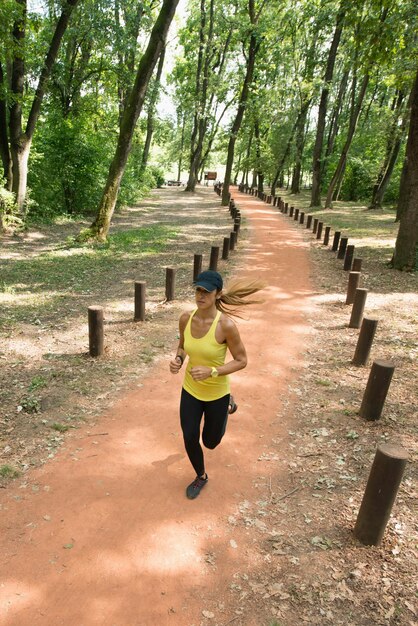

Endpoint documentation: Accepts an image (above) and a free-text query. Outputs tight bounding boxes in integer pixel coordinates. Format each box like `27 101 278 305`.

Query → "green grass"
0 224 178 329
50 422 70 433
0 464 20 479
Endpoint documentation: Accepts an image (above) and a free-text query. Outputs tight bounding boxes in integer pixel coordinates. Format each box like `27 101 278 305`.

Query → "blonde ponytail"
216 277 266 318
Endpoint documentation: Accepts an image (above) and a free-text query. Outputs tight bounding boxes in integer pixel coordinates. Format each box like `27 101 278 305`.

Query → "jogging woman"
169 270 265 499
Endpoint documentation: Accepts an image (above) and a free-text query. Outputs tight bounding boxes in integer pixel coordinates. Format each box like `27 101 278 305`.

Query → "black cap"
194 270 223 292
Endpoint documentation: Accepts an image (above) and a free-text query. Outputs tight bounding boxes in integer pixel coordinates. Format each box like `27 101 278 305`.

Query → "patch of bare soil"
0 187 241 481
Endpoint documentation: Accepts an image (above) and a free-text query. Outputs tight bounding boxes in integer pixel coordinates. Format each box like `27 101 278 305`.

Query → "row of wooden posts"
237 183 409 548
87 189 240 358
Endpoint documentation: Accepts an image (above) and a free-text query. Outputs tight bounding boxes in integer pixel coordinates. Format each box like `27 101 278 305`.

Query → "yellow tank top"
183 309 230 401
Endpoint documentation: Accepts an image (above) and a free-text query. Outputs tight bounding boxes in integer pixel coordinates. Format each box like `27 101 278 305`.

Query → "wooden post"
323 225 331 246
193 254 202 281
88 306 104 357
165 267 176 301
354 443 409 546
299 211 305 224
209 246 219 271
332 231 341 251
349 288 368 328
345 271 361 305
222 237 230 260
352 258 363 272
306 215 313 229
134 281 146 322
337 236 348 259
352 318 378 366
289 206 294 217
344 244 355 271
229 231 236 250
233 223 240 238
313 217 318 233
284 203 288 214
294 208 299 221
316 221 323 240
359 359 395 421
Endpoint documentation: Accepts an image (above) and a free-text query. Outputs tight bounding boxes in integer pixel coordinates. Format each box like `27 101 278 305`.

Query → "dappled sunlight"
0 580 43 616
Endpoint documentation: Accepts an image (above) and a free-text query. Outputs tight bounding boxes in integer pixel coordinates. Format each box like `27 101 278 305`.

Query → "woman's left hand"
190 366 212 381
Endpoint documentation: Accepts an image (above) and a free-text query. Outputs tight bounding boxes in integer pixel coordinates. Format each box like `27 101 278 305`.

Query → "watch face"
212 367 218 377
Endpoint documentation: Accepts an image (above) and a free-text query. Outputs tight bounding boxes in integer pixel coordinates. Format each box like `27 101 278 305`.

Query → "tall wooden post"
352 318 378 366
332 231 341 251
193 254 202 281
209 246 219 271
359 359 395 421
165 267 176 301
349 288 368 328
222 237 230 260
354 443 408 546
134 281 146 322
346 271 361 305
88 306 104 357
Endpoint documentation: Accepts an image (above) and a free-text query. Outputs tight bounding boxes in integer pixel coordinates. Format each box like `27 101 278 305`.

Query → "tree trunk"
324 69 349 171
271 114 299 196
221 0 259 206
310 7 345 207
8 0 81 212
177 114 186 182
139 46 166 179
0 63 11 188
369 91 407 209
325 73 370 208
393 69 418 271
90 0 179 240
291 99 311 194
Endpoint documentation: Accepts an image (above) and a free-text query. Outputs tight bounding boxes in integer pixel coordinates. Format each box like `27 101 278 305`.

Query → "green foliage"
0 182 19 229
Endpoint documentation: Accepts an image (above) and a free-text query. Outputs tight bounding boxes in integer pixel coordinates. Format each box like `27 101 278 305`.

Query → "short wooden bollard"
316 222 323 240
294 208 299 221
359 359 395 421
313 218 318 234
233 222 240 236
165 267 176 301
354 443 408 546
229 231 236 251
349 287 368 328
352 318 378 366
332 231 341 251
285 202 289 213
289 206 294 217
352 258 362 272
193 254 202 281
306 215 313 229
299 211 305 224
323 225 331 246
345 271 361 305
337 236 348 259
209 246 219 271
134 281 146 322
222 237 230 260
344 244 355 271
88 305 104 357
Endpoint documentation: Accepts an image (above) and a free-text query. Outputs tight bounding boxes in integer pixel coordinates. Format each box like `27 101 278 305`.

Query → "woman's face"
195 286 217 309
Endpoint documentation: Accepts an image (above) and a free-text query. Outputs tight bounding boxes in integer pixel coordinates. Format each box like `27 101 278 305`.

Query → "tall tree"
392 67 418 270
0 0 81 211
310 6 345 206
221 0 262 206
89 0 179 241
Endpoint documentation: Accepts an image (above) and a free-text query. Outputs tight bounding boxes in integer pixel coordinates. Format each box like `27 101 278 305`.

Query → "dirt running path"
0 189 313 626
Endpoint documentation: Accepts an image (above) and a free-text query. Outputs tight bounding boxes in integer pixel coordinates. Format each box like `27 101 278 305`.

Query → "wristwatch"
211 367 219 378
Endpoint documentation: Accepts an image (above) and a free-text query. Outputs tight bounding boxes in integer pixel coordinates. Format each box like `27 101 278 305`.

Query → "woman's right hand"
169 356 183 374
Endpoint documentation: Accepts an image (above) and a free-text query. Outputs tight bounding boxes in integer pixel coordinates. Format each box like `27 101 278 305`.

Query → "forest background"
0 0 417 266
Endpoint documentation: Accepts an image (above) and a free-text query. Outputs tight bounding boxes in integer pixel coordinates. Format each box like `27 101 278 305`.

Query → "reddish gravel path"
0 188 313 626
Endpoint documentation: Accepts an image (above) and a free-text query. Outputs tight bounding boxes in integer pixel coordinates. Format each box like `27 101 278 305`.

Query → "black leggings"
180 388 230 477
